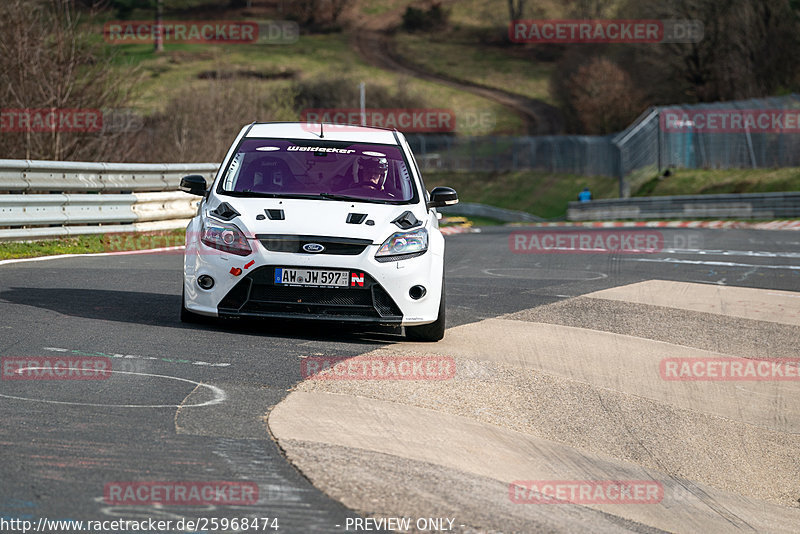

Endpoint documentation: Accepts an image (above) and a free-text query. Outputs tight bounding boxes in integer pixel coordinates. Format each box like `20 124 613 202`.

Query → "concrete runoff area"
268 280 800 532
584 280 800 327
271 393 800 533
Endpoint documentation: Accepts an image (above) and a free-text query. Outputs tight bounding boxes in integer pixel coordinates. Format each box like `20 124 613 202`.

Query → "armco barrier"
0 159 218 242
568 192 800 221
439 202 543 222
0 160 218 192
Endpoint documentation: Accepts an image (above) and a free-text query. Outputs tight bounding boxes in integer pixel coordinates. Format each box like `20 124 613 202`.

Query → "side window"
223 153 245 190
395 161 413 199
400 136 428 202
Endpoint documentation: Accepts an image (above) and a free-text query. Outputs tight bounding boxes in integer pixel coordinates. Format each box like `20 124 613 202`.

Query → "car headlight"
200 217 252 256
376 228 428 261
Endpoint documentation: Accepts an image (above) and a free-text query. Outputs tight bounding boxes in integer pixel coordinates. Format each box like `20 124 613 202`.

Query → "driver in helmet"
356 155 389 190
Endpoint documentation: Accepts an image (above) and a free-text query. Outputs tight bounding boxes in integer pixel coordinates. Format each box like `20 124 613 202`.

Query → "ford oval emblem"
302 243 325 253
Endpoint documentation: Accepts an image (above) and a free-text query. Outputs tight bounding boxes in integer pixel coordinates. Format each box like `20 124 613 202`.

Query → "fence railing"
409 94 800 199
568 192 800 221
406 134 619 177
0 160 218 241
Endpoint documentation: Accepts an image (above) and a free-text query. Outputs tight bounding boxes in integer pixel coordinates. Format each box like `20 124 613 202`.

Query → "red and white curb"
511 220 800 231
440 226 481 235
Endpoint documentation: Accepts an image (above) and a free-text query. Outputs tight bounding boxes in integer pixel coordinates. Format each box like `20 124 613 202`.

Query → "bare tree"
132 80 296 163
617 0 800 103
330 0 348 23
507 0 525 21
564 0 616 18
154 0 164 53
287 0 348 28
0 0 141 161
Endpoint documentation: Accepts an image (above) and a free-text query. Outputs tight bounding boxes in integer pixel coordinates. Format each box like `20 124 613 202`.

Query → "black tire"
405 277 446 342
180 286 208 324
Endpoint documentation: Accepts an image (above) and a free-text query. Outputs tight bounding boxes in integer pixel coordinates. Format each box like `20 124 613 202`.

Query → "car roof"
245 122 401 145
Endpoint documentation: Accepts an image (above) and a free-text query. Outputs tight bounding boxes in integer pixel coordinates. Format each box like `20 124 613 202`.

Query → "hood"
208 197 428 243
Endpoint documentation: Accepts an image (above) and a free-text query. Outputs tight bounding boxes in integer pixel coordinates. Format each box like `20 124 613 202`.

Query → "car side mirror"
427 186 458 209
180 175 208 196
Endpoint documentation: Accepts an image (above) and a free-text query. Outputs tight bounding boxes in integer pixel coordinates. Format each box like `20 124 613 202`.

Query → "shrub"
127 81 296 163
566 56 644 134
402 3 449 32
293 75 424 111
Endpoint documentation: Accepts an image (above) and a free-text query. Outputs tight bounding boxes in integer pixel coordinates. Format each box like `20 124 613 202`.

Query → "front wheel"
405 278 445 342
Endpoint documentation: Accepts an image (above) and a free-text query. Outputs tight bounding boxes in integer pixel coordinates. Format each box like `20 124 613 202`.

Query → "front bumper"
217 266 403 324
183 221 444 325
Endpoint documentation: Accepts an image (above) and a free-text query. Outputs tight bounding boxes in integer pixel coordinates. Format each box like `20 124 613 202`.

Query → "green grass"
103 30 524 134
394 33 555 104
426 167 800 220
426 170 619 219
0 230 185 260
633 168 800 197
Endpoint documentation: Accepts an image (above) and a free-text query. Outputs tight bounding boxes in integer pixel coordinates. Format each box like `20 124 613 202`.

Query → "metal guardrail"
0 159 218 241
439 202 543 222
0 160 218 192
568 192 800 221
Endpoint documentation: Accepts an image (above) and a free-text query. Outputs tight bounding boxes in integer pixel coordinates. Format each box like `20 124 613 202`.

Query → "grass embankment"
0 230 185 261
104 32 523 135
426 171 619 220
393 33 554 105
633 168 800 197
428 166 800 221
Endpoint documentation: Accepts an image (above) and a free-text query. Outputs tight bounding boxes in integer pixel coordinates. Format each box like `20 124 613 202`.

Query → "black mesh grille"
218 266 402 322
253 285 374 306
257 235 372 255
372 286 399 316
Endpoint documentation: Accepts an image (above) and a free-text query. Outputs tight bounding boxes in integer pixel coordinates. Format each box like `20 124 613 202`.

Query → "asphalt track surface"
0 226 798 533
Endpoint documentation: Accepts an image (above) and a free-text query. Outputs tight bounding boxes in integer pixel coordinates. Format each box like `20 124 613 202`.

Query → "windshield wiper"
317 193 388 204
224 191 318 199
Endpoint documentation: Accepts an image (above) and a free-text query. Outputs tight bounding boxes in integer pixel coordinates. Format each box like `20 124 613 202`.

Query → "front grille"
218 266 402 323
257 234 372 256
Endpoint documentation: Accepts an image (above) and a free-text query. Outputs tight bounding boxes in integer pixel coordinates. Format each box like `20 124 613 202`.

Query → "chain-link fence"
407 94 800 197
405 134 619 177
616 94 800 195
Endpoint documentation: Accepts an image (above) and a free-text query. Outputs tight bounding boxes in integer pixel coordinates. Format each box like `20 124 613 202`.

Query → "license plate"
274 268 350 288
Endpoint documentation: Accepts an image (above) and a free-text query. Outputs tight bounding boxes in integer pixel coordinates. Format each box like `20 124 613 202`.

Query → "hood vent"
391 211 421 230
210 202 240 221
346 213 368 224
265 209 285 220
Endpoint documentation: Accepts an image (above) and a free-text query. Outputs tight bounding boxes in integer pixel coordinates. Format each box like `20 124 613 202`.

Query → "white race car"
179 122 458 341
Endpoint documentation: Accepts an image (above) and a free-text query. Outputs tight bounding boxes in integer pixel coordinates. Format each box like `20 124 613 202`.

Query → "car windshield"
218 138 417 203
